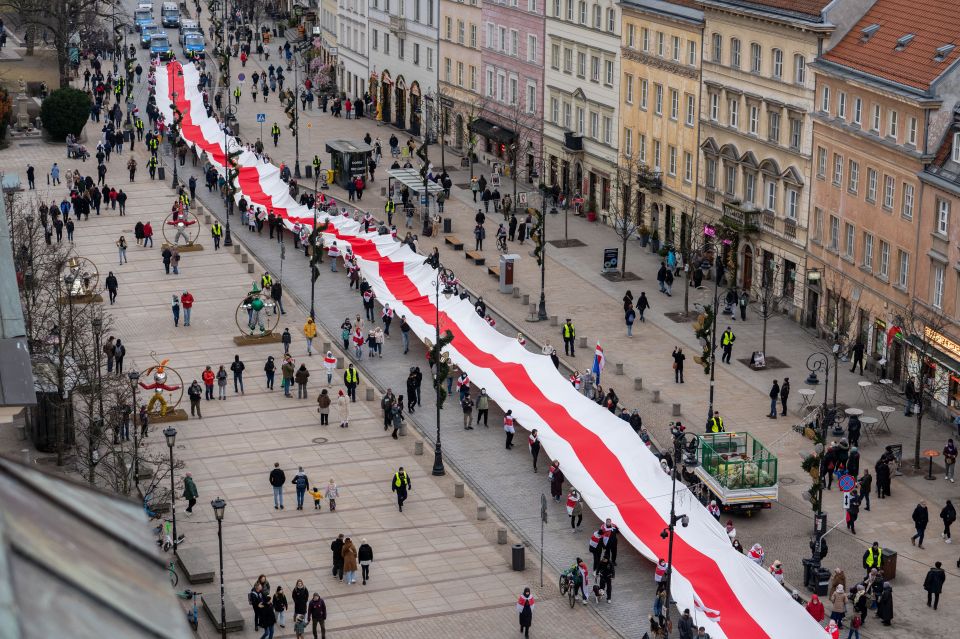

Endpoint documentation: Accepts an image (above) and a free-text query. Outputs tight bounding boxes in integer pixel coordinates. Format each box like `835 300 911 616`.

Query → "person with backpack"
113 339 126 375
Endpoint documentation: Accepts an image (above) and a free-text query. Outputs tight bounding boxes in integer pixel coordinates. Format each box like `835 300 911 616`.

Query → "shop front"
907 327 960 417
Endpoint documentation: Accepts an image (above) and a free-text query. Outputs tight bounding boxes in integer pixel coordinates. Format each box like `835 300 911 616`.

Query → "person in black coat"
358 539 374 584
924 561 946 610
875 457 891 498
291 580 309 618
911 500 929 548
877 582 894 625
269 462 286 510
105 271 119 304
330 534 345 581
258 589 276 635
847 447 861 479
596 556 614 602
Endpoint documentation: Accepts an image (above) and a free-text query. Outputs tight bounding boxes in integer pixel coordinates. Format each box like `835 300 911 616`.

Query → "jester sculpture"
165 200 199 246
240 282 276 335
139 357 183 416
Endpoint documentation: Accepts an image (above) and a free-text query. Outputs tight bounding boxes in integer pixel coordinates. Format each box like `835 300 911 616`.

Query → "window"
655 84 663 115
551 44 560 69
639 134 647 163
832 153 843 185
657 31 664 56
456 61 463 86
838 92 847 120
563 102 571 128
487 23 494 49
526 82 537 113
552 0 559 15
728 98 739 128
444 57 451 82
866 168 878 203
768 111 780 143
640 79 648 109
624 128 632 156
730 38 741 68
744 172 756 203
672 35 680 61
829 215 840 250
625 75 634 103
458 20 465 43
654 140 662 170
667 145 677 175
551 97 559 123
486 69 494 97
814 207 823 242
670 89 679 119
878 241 889 278
591 56 600 82
607 8 615 31
772 48 783 79
750 42 761 72
627 23 635 47
528 35 537 62
603 116 612 143
710 93 719 120
725 163 736 194
445 16 452 39
565 0 573 19
844 223 855 259
897 250 909 288
749 105 759 134
528 0 536 11
863 232 874 269
933 264 945 309
937 198 950 235
853 97 862 125
510 29 518 56
954 133 960 162
563 48 572 72
786 188 799 219
576 106 584 133
820 85 830 113
883 175 895 210
684 152 693 182
577 52 586 77
605 60 614 85
413 42 420 65
711 33 722 62
509 76 518 105
686 94 695 126
766 179 777 211
901 183 914 219
642 27 649 52
398 37 405 59
593 4 601 28
888 110 898 138
688 41 697 65
908 117 918 147
794 54 805 85
705 157 716 189
384 33 390 54
372 29 379 50
470 66 477 91
578 0 586 23
872 104 881 132
848 160 859 194
789 118 802 150
816 147 826 178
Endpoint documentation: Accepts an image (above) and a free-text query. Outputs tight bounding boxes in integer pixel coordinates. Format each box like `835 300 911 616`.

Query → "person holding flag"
322 351 337 385
592 342 606 387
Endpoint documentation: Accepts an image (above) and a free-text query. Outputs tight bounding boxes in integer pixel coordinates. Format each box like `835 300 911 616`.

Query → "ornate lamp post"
429 262 457 476
211 497 227 639
662 426 699 637
164 426 179 552
127 371 141 485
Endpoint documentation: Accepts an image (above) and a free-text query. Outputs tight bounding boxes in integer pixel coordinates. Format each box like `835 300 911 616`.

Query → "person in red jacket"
180 290 194 326
143 221 154 247
201 365 215 400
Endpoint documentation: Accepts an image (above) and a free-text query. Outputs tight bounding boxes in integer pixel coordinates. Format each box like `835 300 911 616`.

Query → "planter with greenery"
40 88 91 142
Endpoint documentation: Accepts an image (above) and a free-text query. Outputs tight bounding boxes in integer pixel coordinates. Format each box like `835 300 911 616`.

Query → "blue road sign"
838 473 855 493
256 113 266 123
238 73 245 82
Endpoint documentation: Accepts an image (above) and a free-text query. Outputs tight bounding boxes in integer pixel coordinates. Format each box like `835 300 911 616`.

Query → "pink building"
474 0 545 179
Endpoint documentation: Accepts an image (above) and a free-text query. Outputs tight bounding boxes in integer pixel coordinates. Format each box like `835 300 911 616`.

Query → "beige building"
618 0 703 244
438 0 483 152
696 0 869 314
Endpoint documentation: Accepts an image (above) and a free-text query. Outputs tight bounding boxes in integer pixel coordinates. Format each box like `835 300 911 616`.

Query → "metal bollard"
336 357 344 369
323 342 331 353
512 287 520 298
521 294 529 305
579 336 587 349
365 387 374 401
549 316 558 326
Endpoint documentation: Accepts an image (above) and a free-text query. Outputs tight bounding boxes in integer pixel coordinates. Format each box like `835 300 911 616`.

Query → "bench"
487 265 500 279
444 235 464 250
465 250 486 266
176 547 215 584
202 591 245 633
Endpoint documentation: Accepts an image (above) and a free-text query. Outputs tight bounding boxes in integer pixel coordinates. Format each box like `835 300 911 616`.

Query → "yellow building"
619 0 703 244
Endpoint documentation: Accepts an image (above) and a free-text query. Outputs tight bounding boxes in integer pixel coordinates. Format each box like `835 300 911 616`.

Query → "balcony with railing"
563 130 583 152
637 166 662 193
720 200 760 233
389 15 406 36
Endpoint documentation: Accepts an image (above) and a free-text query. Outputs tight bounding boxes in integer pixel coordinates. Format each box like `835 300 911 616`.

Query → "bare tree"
605 154 649 278
478 100 541 215
751 262 788 357
675 205 708 317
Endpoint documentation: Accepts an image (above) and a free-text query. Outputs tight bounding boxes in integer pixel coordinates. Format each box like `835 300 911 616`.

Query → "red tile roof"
706 0 829 19
822 0 960 91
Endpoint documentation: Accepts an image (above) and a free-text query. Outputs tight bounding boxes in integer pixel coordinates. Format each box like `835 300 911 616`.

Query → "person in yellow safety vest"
233 86 241 104
391 466 411 512
261 272 274 290
343 364 359 401
148 156 158 179
312 155 322 173
384 199 395 225
211 221 223 251
562 319 576 357
707 411 724 433
179 192 190 207
135 118 145 140
148 136 159 156
862 542 883 571
721 327 735 364
271 122 281 147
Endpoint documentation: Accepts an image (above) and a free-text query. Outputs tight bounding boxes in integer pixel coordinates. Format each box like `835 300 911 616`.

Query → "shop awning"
386 168 445 195
906 334 960 373
468 117 517 145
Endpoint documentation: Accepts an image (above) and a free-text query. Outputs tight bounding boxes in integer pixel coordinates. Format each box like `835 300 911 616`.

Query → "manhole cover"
311 437 329 445
779 476 797 486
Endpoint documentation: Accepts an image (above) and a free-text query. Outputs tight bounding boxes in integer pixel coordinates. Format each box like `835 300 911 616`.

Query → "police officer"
384 199 395 225
261 271 274 290
312 155 322 178
343 364 359 402
233 86 242 104
721 327 735 364
562 319 576 356
707 410 724 433
211 221 223 250
148 156 158 179
271 122 281 147
391 466 412 512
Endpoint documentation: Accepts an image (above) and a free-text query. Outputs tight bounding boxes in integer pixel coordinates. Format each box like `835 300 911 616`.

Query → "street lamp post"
430 263 456 476
211 497 227 639
706 251 724 423
164 426 179 552
219 0 233 248
537 182 548 322
127 371 141 486
663 426 699 637
171 90 180 189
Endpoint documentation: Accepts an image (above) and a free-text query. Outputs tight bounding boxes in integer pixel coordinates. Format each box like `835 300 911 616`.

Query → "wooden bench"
444 235 464 250
464 250 486 266
487 265 500 279
176 547 215 584
202 591 245 633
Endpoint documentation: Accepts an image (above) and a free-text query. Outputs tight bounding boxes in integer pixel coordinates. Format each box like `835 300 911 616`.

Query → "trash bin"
305 165 312 179
157 166 166 180
813 567 830 596
881 549 897 580
511 543 525 571
499 254 518 294
443 217 452 233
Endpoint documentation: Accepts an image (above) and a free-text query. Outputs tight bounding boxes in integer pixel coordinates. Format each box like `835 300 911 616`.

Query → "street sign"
256 113 266 122
238 73 245 82
838 473 855 493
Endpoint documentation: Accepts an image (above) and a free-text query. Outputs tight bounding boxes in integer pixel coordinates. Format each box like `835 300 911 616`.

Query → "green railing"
699 432 778 490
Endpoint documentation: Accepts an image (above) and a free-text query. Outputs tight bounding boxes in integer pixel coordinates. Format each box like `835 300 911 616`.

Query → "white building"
337 0 369 98
542 0 620 215
367 0 440 138
318 0 339 67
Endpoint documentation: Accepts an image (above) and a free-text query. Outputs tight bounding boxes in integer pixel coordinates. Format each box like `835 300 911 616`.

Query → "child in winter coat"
325 478 339 511
308 486 323 510
294 614 306 639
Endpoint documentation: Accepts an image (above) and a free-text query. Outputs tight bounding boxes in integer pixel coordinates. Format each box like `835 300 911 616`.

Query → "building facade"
318 0 339 67
338 0 369 98
618 0 703 240
368 0 440 138
541 0 621 216
438 0 483 152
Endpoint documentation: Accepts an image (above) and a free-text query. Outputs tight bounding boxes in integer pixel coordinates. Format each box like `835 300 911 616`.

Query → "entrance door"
805 289 819 329
742 248 753 292
455 114 464 148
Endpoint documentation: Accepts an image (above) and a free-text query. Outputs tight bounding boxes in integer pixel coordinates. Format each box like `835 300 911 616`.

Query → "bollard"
204 214 212 224
615 362 624 375
512 287 520 298
399 421 408 436
234 244 241 254
579 336 587 349
241 253 249 263
497 527 508 545
477 504 488 520
323 342 331 353
336 357 344 369
651 389 662 403
549 316 558 326
455 482 465 498
634 377 643 391
529 303 537 315
247 263 254 274
672 403 682 417
414 441 424 455
365 387 374 401
521 294 529 305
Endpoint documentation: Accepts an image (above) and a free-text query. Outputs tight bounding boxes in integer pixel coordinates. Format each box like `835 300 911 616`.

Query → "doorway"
742 246 753 292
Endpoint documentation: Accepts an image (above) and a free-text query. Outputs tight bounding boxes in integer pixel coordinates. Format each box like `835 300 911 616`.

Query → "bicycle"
496 235 507 253
558 569 577 608
168 560 179 587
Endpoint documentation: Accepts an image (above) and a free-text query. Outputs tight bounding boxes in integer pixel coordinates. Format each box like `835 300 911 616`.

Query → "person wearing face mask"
476 388 490 427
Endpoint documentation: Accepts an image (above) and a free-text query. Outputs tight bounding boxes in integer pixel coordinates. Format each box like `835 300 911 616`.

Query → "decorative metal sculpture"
161 202 201 246
235 282 280 336
62 256 99 298
139 354 184 416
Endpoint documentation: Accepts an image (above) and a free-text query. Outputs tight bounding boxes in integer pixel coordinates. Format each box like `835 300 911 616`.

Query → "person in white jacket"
336 389 350 428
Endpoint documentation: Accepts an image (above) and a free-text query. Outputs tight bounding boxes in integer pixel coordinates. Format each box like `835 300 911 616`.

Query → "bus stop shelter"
325 139 373 189
386 167 445 215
